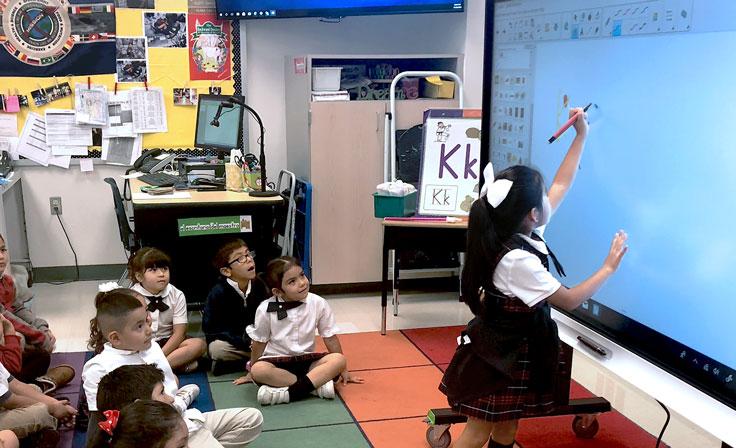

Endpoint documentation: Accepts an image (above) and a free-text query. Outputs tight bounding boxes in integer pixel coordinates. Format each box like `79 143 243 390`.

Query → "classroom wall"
240 9 471 176
14 3 482 269
18 164 129 268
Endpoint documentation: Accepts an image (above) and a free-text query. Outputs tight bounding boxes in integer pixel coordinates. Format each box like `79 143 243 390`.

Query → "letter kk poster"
418 109 482 216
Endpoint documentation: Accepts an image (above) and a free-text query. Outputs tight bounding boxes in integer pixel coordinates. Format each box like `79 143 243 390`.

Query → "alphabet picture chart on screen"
486 0 736 416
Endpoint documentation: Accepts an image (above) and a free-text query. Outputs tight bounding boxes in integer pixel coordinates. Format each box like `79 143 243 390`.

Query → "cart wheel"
572 415 599 439
426 425 452 448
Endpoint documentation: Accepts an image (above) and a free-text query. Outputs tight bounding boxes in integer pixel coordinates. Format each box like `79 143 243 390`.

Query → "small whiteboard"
418 109 482 216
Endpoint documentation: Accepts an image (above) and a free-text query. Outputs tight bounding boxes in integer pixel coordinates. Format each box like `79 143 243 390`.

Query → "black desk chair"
104 178 139 285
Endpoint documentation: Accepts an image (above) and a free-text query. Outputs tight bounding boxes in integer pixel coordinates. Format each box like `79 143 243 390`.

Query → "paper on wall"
49 155 72 169
130 87 167 133
80 159 95 172
75 84 109 126
102 135 142 165
0 114 18 137
104 91 135 138
17 112 51 166
52 145 88 156
45 109 93 147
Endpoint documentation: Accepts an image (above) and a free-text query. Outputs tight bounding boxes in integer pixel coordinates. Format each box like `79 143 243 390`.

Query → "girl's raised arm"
547 107 589 214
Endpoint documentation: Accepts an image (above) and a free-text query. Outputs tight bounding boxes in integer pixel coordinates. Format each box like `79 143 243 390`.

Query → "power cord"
655 399 671 448
48 213 80 285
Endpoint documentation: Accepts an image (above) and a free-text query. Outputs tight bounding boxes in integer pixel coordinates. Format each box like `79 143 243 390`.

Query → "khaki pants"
0 403 56 439
188 407 263 448
208 340 249 362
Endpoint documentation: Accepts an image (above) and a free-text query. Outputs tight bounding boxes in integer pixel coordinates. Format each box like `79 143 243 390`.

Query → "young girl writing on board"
440 108 629 448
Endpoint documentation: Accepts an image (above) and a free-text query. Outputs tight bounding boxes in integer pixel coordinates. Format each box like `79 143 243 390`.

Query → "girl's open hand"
233 373 253 385
340 370 364 385
570 107 589 138
603 230 628 273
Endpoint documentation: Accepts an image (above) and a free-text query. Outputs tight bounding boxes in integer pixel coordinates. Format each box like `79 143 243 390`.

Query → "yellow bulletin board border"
1 0 240 155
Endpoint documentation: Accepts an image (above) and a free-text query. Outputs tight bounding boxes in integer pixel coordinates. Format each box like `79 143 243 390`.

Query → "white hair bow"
98 281 122 293
480 162 513 208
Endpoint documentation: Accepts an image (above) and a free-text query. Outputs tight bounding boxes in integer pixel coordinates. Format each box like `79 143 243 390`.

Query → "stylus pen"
548 102 593 143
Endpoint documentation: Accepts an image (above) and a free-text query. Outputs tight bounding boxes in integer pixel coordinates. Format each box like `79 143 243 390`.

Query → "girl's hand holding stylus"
603 230 628 273
570 107 589 138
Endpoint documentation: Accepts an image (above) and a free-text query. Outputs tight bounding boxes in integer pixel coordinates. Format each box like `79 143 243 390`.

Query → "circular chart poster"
0 0 115 75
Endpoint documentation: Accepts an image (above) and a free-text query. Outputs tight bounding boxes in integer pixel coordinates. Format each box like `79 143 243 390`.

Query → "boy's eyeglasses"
227 251 255 267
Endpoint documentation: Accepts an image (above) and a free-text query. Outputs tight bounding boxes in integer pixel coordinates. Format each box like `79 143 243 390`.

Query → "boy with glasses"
203 240 269 377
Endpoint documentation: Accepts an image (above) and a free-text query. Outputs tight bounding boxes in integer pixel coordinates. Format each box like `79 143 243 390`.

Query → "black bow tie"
266 300 304 320
146 296 170 313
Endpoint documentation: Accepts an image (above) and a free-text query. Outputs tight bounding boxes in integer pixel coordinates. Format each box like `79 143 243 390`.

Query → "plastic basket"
373 191 417 218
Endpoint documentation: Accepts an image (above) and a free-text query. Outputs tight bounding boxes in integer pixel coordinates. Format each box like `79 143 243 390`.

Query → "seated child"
239 257 363 405
94 364 263 447
203 239 268 376
91 400 188 448
0 359 76 447
129 248 206 373
0 234 73 391
82 286 199 446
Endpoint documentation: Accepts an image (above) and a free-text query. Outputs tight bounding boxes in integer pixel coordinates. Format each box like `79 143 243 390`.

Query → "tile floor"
30 280 718 447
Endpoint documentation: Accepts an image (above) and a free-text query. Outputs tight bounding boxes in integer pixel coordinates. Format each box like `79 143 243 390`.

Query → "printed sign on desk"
178 215 252 237
418 109 482 216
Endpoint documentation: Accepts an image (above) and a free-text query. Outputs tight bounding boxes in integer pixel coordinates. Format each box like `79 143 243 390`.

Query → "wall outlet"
50 197 62 215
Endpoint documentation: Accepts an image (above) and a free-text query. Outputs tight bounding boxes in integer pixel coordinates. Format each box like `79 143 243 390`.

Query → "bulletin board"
0 0 238 152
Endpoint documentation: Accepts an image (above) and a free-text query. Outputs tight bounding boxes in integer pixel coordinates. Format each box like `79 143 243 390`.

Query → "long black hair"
461 165 545 316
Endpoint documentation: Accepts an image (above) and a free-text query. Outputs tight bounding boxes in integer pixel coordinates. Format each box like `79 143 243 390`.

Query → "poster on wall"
188 14 231 81
0 0 116 77
144 12 188 48
418 109 482 217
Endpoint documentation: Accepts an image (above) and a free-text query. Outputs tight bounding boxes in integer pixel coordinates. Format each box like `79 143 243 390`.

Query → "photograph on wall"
173 88 198 106
144 12 188 48
114 0 154 8
0 0 116 77
188 14 231 81
116 60 148 83
30 82 73 107
116 37 147 59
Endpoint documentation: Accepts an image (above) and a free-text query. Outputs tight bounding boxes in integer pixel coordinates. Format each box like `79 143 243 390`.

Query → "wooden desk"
130 179 283 303
380 219 468 334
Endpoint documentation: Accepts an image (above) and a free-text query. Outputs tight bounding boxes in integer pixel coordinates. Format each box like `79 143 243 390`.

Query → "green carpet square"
249 423 370 448
209 382 356 431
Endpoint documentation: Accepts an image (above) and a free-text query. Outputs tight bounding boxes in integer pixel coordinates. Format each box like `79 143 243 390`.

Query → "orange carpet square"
339 365 449 421
316 331 433 371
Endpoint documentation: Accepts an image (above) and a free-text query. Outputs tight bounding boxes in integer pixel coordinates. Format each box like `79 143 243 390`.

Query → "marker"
548 103 593 144
577 335 608 357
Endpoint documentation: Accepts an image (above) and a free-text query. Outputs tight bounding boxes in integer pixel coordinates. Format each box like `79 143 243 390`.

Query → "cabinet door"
310 101 386 284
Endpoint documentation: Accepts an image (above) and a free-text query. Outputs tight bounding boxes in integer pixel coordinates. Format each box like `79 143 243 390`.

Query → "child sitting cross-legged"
236 257 364 405
92 364 262 447
82 286 200 447
129 248 207 373
203 239 269 376
90 400 188 448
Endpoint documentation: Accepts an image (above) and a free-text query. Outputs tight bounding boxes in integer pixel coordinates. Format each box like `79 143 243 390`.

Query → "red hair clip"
98 409 120 436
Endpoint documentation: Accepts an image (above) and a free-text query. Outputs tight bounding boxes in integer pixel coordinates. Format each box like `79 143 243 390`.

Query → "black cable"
48 213 80 285
655 399 671 448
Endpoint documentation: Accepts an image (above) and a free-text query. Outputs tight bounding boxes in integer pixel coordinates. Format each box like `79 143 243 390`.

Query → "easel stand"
425 344 611 448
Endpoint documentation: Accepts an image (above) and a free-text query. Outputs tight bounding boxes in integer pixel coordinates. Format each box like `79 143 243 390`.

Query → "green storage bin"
373 191 417 218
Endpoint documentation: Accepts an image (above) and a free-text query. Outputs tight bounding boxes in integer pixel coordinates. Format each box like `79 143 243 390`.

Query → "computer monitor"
194 94 244 155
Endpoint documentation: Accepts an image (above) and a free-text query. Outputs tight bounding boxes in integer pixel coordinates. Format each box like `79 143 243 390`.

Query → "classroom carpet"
55 328 663 447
